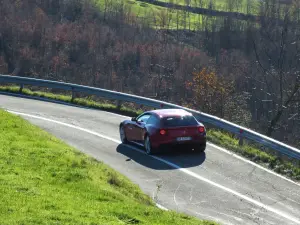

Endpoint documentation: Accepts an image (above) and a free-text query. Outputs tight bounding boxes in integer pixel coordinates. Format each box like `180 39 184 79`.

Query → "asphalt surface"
1 94 300 225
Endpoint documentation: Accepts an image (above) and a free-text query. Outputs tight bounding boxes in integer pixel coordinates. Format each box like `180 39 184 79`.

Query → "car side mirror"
131 117 137 121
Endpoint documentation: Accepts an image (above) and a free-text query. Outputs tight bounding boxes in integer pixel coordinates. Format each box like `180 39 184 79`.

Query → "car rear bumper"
152 137 206 149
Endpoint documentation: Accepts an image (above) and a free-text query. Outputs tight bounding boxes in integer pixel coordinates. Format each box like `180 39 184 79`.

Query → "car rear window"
162 115 199 127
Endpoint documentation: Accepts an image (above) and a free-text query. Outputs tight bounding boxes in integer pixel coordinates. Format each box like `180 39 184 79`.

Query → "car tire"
119 125 128 144
144 135 156 155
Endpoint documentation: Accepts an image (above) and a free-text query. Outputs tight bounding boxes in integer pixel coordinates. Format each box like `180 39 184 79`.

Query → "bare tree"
251 5 300 137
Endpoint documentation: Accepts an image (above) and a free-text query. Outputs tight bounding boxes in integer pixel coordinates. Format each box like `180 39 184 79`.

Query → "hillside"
0 0 300 149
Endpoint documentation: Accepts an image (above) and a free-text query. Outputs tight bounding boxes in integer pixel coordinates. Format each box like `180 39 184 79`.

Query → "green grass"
0 109 217 225
94 0 293 31
94 0 220 30
159 0 261 15
1 85 299 183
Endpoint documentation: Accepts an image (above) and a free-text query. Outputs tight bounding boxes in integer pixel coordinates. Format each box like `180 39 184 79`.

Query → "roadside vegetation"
0 109 217 225
1 86 299 183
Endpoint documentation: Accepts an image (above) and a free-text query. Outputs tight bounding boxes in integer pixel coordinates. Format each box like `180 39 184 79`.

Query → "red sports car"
119 108 206 154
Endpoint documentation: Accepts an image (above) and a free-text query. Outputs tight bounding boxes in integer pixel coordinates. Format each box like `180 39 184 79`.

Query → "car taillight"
198 126 205 133
159 129 167 135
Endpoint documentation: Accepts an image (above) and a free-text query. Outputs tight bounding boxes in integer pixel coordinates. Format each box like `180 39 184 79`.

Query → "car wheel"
144 135 155 155
119 125 128 144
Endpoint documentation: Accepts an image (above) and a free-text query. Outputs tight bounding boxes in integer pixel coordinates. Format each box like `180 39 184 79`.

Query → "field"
95 0 207 30
93 0 293 31
159 0 262 14
0 108 217 225
94 0 257 30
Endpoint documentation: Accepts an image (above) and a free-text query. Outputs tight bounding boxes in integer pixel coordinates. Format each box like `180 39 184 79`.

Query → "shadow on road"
116 143 206 170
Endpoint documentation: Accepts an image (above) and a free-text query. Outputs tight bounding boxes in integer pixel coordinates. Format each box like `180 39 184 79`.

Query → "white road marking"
103 111 131 119
7 110 300 225
156 203 168 211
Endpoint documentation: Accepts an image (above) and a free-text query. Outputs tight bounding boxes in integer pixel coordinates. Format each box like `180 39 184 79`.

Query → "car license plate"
177 137 192 141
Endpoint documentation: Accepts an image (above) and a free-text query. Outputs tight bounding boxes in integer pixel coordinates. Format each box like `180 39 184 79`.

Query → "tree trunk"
266 83 299 137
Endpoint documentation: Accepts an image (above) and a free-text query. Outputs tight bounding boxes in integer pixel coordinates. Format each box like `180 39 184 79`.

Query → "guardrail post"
239 129 244 146
19 84 23 93
71 87 75 102
117 100 122 110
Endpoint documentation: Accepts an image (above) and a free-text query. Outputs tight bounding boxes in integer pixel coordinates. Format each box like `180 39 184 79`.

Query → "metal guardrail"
1 74 300 160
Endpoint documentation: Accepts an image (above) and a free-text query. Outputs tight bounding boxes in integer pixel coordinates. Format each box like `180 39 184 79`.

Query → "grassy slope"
0 109 217 225
159 0 261 14
95 0 217 30
95 0 292 31
0 86 299 183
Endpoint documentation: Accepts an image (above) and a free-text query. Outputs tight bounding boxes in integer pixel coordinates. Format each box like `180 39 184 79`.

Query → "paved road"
1 94 300 225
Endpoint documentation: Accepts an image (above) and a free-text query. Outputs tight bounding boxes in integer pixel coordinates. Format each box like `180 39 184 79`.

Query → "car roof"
149 108 192 118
